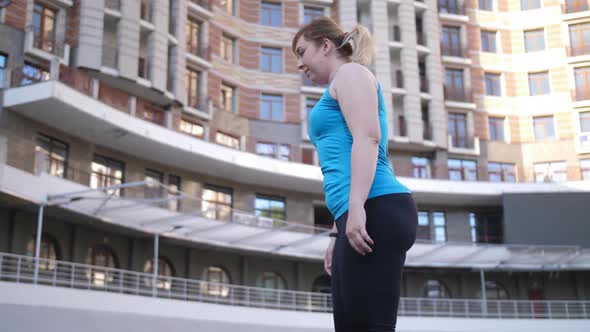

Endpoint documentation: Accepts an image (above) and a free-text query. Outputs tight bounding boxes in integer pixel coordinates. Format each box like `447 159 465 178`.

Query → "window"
581 159 590 181
85 245 118 286
180 118 205 138
143 257 174 290
32 3 57 53
91 155 125 196
574 66 590 101
448 159 477 181
412 157 431 179
255 194 286 220
564 0 589 13
445 69 465 100
140 0 153 21
312 275 332 294
220 83 235 112
220 34 236 63
215 131 240 149
257 272 286 302
202 184 233 221
470 213 504 243
306 97 319 129
201 266 231 297
524 29 545 52
260 47 282 73
421 280 451 298
441 26 461 57
186 18 201 55
422 104 432 140
580 112 590 133
481 30 497 52
568 22 590 56
488 117 505 142
145 169 164 199
478 0 493 11
185 68 200 108
528 72 550 95
255 142 290 161
448 112 468 148
20 62 50 85
303 6 324 24
533 116 555 141
439 0 459 14
417 211 431 240
26 234 60 271
167 174 181 211
221 0 236 15
534 161 567 182
260 2 281 26
34 134 68 178
520 0 541 10
484 72 501 96
433 212 446 242
476 281 509 299
488 162 516 182
260 94 284 121
0 53 6 88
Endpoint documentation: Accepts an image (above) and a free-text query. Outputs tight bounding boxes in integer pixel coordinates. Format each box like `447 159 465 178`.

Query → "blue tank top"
308 81 410 220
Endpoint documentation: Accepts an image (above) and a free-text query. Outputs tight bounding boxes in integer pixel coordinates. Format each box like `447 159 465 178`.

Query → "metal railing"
567 45 590 57
1 252 588 319
444 86 473 102
441 45 465 57
573 88 590 101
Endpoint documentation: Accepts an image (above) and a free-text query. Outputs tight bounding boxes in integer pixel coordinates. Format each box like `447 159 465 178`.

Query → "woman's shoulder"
330 63 378 99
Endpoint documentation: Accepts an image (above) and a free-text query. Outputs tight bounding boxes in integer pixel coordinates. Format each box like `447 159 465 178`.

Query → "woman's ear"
322 38 332 56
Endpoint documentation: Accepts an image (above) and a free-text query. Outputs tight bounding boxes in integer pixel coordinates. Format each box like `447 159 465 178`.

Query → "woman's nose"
297 59 304 71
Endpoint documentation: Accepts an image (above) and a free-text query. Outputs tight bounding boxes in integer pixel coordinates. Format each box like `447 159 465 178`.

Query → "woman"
292 17 418 331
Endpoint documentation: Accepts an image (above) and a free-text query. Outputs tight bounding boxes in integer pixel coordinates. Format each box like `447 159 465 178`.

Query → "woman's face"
295 37 330 85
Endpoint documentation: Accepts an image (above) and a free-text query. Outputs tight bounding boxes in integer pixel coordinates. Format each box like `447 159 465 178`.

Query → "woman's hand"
324 238 336 276
346 205 374 255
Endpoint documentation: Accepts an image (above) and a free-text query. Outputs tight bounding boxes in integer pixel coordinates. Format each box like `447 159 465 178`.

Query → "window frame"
260 1 282 27
260 93 284 121
35 133 69 179
480 30 497 53
202 184 233 221
91 154 126 196
255 194 286 220
260 46 283 73
524 28 546 53
533 115 556 141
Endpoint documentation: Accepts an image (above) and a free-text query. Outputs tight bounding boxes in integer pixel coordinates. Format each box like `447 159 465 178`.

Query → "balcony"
444 86 473 102
101 45 118 70
25 27 70 65
567 44 590 57
561 1 589 14
138 57 150 80
105 0 120 11
438 3 466 15
448 134 480 155
393 70 404 89
423 122 433 141
140 0 153 22
572 88 590 101
186 44 211 62
396 114 407 137
441 45 465 57
420 76 429 93
417 33 426 46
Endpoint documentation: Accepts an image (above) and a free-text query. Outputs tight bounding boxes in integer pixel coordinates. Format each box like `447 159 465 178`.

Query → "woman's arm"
332 63 380 254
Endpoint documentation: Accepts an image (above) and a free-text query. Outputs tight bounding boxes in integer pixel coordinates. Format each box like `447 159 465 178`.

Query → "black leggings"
331 193 418 332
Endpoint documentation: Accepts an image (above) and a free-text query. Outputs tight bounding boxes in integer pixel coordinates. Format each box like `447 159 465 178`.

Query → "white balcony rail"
1 252 588 319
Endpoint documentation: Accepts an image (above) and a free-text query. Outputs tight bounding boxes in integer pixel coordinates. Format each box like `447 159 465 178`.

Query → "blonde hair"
292 17 375 66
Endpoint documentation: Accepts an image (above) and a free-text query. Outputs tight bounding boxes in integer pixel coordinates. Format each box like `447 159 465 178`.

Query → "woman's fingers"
361 228 374 245
347 230 373 255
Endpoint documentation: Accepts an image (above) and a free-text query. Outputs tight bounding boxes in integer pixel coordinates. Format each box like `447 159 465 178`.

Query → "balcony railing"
572 88 590 101
187 44 210 61
561 1 589 14
439 2 466 15
391 25 401 42
417 33 426 46
1 252 588 319
420 76 429 93
105 0 121 11
567 44 590 57
444 86 473 102
441 45 465 57
393 70 404 89
423 122 433 140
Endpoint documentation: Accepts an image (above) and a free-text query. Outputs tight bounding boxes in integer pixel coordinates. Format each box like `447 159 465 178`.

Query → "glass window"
534 161 567 182
476 281 509 299
201 266 231 297
186 68 200 108
520 0 541 10
469 213 477 242
448 112 468 148
488 162 516 182
484 73 501 96
439 0 459 14
0 53 6 88
140 0 153 21
416 211 431 240
533 116 556 141
255 194 286 220
568 22 590 57
574 67 590 101
220 34 236 63
33 3 57 53
260 94 284 121
202 184 233 221
524 29 545 52
215 131 240 149
441 26 461 56
256 142 276 158
26 233 60 271
412 157 431 179
186 18 201 55
565 0 589 13
448 159 477 181
488 117 505 141
581 159 590 181
257 272 286 289
145 168 164 199
91 155 125 196
528 72 550 95
20 62 50 85
445 69 465 101
481 30 497 52
85 245 118 286
260 2 281 26
180 118 205 138
303 6 324 24
143 257 174 290
260 47 282 73
34 134 68 178
167 174 181 211
220 83 235 112
478 0 493 11
421 280 451 298
580 112 590 133
433 212 446 242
